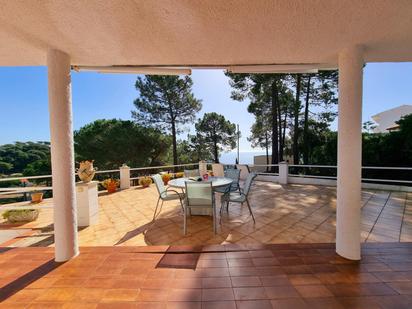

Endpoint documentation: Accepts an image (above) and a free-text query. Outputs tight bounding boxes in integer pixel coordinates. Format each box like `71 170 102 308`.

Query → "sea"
219 151 266 165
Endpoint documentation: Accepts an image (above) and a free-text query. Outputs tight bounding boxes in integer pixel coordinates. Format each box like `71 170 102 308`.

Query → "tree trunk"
293 74 301 164
213 139 219 163
303 75 312 165
282 110 287 160
265 131 269 172
171 121 178 172
278 101 284 162
270 80 279 172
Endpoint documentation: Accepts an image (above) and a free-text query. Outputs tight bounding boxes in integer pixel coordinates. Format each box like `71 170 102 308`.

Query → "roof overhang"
1 0 412 67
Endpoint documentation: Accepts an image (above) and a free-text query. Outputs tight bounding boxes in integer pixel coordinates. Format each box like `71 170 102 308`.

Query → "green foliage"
74 119 171 169
132 75 202 166
195 112 237 163
0 142 50 175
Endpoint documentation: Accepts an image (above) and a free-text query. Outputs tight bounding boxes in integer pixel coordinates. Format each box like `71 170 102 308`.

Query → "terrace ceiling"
1 0 412 67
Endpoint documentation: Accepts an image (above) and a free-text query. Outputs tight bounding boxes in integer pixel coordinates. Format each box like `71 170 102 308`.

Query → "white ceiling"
1 0 412 67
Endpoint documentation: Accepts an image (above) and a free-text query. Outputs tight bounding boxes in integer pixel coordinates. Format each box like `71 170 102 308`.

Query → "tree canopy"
74 119 171 169
194 112 237 163
132 75 202 167
0 142 50 175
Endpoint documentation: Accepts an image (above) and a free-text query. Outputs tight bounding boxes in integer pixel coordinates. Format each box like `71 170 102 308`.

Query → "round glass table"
168 177 233 216
168 176 233 189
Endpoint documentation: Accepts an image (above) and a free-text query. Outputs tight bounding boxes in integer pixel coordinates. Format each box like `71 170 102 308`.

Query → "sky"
0 63 411 153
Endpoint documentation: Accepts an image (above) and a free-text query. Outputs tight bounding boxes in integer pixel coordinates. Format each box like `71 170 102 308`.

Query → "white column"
336 46 363 260
278 161 288 185
48 49 79 262
120 164 131 190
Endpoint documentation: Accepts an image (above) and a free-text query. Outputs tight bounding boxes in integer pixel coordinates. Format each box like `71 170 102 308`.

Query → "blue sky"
0 63 411 152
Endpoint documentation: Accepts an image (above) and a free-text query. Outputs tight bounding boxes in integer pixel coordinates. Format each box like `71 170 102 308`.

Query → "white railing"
0 162 411 202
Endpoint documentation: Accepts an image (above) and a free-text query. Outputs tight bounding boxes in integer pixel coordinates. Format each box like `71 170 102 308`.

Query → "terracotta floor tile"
96 303 137 309
167 302 201 309
202 288 234 301
233 287 268 300
264 285 300 299
270 298 307 309
295 284 333 298
288 274 322 285
101 288 139 302
326 283 398 297
260 275 290 286
141 278 173 289
75 288 106 302
137 289 169 301
387 282 412 295
373 271 410 282
236 300 272 309
135 302 166 309
227 258 254 267
62 303 98 309
35 287 77 302
336 296 382 309
172 278 202 289
231 276 262 287
304 297 345 309
202 277 231 288
167 289 202 301
201 301 236 309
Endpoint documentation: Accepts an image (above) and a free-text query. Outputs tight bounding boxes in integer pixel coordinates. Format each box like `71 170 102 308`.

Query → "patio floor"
1 181 411 247
0 243 412 308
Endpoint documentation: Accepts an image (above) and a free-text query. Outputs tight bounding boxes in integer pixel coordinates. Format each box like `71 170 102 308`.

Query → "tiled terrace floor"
1 243 412 308
1 182 411 247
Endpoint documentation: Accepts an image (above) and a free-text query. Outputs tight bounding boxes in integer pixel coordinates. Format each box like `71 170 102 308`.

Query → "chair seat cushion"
164 193 184 201
187 197 213 206
226 192 246 203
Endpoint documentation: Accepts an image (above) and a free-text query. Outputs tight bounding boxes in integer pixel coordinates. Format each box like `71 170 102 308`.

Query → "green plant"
2 209 39 223
161 173 172 185
138 176 152 187
102 178 119 189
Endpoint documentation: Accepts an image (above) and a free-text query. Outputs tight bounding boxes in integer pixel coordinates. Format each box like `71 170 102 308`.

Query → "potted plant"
161 173 172 185
2 209 39 223
102 178 119 193
174 172 184 179
138 176 152 188
31 190 43 203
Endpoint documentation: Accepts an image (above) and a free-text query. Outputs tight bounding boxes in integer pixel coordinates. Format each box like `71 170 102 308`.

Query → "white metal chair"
212 163 224 177
236 164 250 181
221 173 257 222
152 174 184 221
184 181 216 235
214 168 240 193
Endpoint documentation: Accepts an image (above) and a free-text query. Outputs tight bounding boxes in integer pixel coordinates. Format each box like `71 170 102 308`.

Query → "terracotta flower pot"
107 183 117 193
31 192 43 203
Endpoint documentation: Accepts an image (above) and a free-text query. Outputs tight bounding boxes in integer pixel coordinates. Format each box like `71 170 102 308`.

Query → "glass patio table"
168 176 233 190
168 177 233 215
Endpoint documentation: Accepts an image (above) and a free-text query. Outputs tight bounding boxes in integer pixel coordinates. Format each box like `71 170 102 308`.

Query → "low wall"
255 174 412 192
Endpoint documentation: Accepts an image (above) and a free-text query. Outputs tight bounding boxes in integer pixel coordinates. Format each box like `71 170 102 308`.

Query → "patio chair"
212 163 224 177
152 174 184 221
214 168 241 194
184 169 200 178
221 173 257 222
184 181 217 235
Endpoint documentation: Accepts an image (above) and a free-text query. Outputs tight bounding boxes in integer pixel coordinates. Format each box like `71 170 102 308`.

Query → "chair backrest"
212 163 224 177
236 164 250 180
152 174 167 199
184 169 200 178
243 173 257 196
225 168 240 183
185 181 213 207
